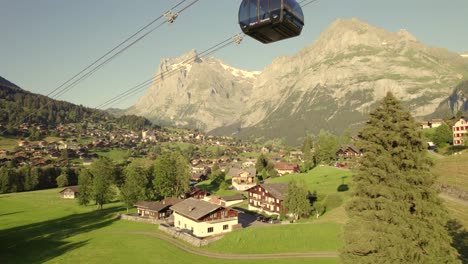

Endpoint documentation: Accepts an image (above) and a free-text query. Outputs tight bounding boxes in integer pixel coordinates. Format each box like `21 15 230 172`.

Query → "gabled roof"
59 185 79 193
135 197 183 212
246 183 288 200
274 162 299 170
170 198 223 220
227 167 256 177
220 194 245 202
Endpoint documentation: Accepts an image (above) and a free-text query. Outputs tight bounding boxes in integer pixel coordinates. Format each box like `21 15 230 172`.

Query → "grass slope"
433 151 468 191
204 223 343 254
0 189 339 264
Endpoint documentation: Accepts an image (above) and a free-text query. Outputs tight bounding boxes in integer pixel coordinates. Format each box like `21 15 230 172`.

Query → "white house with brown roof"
274 162 300 176
453 117 468 146
170 198 239 238
227 168 257 191
59 186 79 199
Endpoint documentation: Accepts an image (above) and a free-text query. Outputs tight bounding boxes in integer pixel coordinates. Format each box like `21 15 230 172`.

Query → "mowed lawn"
433 151 468 191
204 222 343 254
268 166 353 196
0 188 340 264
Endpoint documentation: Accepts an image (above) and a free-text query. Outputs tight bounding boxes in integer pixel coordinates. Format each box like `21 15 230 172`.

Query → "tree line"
78 152 191 211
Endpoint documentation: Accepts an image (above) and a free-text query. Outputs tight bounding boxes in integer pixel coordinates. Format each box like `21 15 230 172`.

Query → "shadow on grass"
0 211 24 217
0 206 123 264
446 219 468 263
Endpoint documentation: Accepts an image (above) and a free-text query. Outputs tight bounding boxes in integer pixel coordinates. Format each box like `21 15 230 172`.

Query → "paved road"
118 231 338 259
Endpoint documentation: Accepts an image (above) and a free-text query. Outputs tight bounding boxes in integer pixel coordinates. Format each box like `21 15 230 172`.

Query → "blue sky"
1 0 467 109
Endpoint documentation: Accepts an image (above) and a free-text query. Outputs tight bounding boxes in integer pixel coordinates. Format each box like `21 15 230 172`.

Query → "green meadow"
0 188 339 264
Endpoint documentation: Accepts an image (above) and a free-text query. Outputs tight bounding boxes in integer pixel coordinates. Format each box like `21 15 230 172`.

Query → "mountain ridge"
128 18 468 144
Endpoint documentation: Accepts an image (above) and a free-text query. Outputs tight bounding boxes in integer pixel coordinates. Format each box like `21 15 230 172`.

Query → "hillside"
0 76 109 129
429 80 468 119
129 18 468 144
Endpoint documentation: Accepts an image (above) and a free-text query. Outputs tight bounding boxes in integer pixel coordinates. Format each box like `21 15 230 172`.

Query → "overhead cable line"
1 0 200 135
98 0 319 109
96 34 242 109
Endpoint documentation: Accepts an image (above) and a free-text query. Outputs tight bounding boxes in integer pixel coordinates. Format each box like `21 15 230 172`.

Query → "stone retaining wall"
435 184 468 201
159 224 224 247
119 214 167 225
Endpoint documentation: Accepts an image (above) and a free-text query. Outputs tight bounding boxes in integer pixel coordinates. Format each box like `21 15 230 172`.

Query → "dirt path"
440 193 468 207
117 231 338 259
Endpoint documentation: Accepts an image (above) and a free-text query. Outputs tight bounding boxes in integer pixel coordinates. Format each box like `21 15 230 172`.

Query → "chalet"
59 186 79 199
0 149 8 158
227 167 257 191
453 117 468 146
289 150 303 161
274 162 300 176
184 187 210 199
191 173 207 183
171 198 239 238
219 194 245 207
336 145 362 159
430 119 444 128
135 197 182 219
247 183 288 215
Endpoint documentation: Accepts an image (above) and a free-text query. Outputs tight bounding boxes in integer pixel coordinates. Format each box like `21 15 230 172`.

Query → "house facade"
227 168 257 191
247 183 288 215
274 162 300 176
135 198 182 219
336 145 362 159
171 198 239 238
59 186 79 199
453 117 468 146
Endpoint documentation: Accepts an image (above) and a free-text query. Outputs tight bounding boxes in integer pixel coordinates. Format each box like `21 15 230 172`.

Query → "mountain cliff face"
129 18 468 144
430 80 468 118
128 50 258 131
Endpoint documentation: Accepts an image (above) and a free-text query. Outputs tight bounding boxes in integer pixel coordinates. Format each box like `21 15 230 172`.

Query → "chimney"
188 206 194 212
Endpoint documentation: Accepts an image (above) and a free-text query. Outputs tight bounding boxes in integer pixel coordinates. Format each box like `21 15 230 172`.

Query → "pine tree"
341 93 460 264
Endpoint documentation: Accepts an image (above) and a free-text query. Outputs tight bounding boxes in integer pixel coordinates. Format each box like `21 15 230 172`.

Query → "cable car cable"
0 0 200 135
96 34 239 109
47 0 189 99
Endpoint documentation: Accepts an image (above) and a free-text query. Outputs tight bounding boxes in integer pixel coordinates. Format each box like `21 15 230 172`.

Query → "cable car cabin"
239 0 304 44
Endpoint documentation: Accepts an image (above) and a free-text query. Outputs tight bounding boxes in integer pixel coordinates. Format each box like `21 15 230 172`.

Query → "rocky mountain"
430 80 468 118
128 50 258 131
129 18 468 144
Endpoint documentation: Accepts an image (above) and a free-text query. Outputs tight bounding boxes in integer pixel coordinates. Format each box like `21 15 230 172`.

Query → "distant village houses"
59 186 79 199
453 117 468 146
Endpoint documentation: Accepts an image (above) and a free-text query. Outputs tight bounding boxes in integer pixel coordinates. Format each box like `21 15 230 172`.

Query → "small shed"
60 186 79 199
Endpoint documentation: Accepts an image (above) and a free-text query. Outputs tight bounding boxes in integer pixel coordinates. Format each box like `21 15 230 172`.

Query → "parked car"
256 216 265 222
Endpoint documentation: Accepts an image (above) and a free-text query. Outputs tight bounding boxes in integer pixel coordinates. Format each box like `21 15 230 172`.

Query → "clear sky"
1 0 467 109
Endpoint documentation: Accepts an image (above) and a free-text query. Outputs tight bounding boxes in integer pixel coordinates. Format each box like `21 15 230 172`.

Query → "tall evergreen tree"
341 93 460 264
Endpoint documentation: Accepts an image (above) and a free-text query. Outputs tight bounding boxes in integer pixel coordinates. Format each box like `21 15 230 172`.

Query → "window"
178 221 180 226
208 227 214 233
223 225 229 230
184 224 187 229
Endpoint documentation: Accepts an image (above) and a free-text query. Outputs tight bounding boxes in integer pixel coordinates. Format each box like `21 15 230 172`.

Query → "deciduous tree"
153 152 190 198
284 180 311 221
90 157 116 209
78 168 93 206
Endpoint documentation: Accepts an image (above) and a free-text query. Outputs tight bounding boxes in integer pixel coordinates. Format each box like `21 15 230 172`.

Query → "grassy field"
268 166 353 196
0 188 340 264
0 136 18 151
433 151 468 191
204 223 343 254
95 149 130 163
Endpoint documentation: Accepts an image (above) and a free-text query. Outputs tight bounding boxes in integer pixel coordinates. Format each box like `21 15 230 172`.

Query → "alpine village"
1 3 468 264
